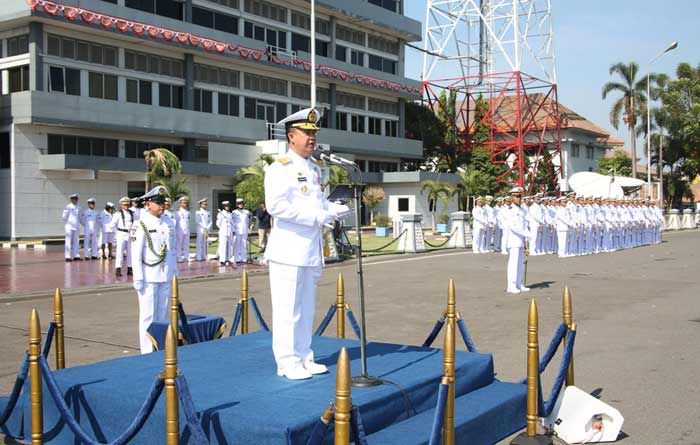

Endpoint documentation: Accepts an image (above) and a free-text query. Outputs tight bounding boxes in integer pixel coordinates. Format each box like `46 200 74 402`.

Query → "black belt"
117 228 129 232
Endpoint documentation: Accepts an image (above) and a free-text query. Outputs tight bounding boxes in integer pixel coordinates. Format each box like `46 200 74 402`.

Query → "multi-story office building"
0 0 424 238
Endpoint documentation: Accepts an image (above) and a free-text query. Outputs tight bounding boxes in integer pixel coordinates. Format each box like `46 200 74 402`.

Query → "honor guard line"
0 278 582 444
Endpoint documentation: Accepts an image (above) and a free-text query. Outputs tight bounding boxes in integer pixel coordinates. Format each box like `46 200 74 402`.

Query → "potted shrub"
374 214 391 237
436 214 450 233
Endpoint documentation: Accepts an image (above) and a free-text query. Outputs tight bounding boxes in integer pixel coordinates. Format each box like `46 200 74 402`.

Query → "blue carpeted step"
365 380 526 445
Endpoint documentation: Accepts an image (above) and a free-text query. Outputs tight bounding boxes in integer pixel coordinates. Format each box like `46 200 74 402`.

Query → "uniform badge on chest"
301 185 309 194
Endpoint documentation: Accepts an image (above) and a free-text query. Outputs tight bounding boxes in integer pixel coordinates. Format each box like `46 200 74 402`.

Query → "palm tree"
155 175 190 201
235 154 274 183
601 62 648 178
324 165 350 191
452 166 493 211
420 180 451 230
234 155 274 207
143 148 182 191
361 186 385 225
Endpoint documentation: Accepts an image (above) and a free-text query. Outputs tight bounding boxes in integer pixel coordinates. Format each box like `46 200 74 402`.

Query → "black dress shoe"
220 262 226 266
127 267 133 276
73 257 81 261
116 267 122 277
92 256 98 260
65 258 72 262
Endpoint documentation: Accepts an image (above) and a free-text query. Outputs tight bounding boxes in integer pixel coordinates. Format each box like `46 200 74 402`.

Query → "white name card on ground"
543 385 624 443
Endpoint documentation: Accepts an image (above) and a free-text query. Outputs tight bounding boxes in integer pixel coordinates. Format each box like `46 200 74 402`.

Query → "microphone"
312 147 356 167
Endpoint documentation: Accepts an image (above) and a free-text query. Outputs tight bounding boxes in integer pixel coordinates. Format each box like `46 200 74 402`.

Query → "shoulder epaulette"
277 156 291 165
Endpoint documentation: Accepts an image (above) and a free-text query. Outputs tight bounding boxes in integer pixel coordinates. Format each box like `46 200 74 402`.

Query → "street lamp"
646 41 677 201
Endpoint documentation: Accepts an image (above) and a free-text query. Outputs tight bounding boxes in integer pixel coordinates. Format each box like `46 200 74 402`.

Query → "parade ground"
1 229 698 444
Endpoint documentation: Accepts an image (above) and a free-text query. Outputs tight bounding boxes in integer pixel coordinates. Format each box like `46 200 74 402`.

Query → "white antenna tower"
421 0 556 86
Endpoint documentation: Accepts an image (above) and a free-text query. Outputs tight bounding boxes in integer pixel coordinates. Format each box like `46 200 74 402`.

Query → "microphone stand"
326 158 382 387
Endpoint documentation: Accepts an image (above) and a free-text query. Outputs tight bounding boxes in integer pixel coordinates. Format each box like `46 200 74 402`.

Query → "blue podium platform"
1 332 525 444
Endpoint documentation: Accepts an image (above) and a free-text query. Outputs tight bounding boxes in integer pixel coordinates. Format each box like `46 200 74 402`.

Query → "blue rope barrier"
314 306 337 337
421 318 445 348
178 303 194 344
428 383 449 445
229 303 242 337
0 354 28 426
518 323 568 384
456 318 479 353
542 329 577 417
345 309 362 340
305 414 331 445
175 375 209 445
350 405 369 445
38 355 164 445
249 298 270 332
42 322 56 359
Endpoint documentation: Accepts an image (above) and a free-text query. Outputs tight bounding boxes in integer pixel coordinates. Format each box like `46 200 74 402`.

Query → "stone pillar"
396 213 426 253
398 98 405 139
666 209 681 230
329 83 337 129
29 22 43 92
184 53 194 110
329 16 337 60
681 209 694 229
184 0 193 23
449 211 472 249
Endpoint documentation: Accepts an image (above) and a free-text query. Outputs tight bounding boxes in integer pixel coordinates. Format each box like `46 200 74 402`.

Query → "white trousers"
493 227 502 252
528 225 540 255
84 229 99 258
557 231 568 257
501 230 509 255
233 233 248 262
137 282 170 354
269 261 322 370
507 247 525 291
64 229 80 259
115 234 132 269
472 227 483 253
217 235 234 263
176 232 189 261
195 230 208 260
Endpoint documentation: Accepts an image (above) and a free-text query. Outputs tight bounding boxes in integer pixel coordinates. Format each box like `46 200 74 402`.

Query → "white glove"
133 280 144 292
318 210 336 226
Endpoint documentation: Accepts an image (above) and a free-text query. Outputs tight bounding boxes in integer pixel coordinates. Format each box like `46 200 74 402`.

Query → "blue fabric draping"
178 303 196 344
0 353 29 438
148 315 225 350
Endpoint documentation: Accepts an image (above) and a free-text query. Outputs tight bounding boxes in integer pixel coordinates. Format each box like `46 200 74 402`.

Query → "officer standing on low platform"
232 198 252 263
175 197 191 262
504 187 530 294
265 107 348 380
131 186 178 354
101 202 116 259
81 198 101 260
216 201 235 265
195 198 211 261
111 197 134 277
62 193 82 261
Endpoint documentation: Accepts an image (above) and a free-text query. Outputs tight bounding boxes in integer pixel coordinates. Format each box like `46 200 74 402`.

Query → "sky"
402 0 700 162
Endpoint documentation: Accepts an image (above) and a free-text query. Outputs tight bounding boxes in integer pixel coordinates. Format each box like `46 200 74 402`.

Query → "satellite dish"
612 176 645 188
568 172 624 198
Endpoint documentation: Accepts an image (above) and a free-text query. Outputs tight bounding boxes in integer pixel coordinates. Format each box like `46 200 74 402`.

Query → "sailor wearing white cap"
232 198 252 263
471 196 486 253
216 201 235 265
131 186 178 354
265 107 349 380
504 187 530 293
62 193 82 261
195 198 211 261
110 196 134 277
101 202 116 259
175 196 191 262
81 198 100 260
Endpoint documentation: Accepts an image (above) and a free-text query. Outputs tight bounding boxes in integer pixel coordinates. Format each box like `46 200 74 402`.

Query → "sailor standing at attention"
195 198 211 261
264 108 349 380
62 193 82 261
471 197 486 253
175 197 191 262
131 186 178 354
216 201 236 266
81 198 100 260
504 187 530 294
232 198 252 263
111 197 134 277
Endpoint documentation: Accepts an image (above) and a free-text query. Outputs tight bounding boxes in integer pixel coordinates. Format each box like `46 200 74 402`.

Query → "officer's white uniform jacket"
264 150 344 267
484 205 496 228
101 210 115 234
110 209 135 235
555 205 571 231
131 211 178 284
504 204 530 248
472 205 487 228
233 208 252 236
62 203 82 232
216 210 236 238
81 208 100 233
527 202 544 229
196 209 212 233
130 206 141 221
176 208 190 234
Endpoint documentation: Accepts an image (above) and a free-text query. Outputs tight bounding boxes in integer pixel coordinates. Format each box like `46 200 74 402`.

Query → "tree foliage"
155 175 190 201
362 186 385 224
234 155 274 209
532 149 558 194
144 148 184 192
420 180 452 230
597 150 633 178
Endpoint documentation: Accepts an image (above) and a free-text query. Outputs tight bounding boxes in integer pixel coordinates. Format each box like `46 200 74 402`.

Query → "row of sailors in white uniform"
62 194 251 274
472 194 663 258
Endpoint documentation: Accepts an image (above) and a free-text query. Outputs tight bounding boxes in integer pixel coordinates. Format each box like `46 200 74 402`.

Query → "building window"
290 82 329 103
193 142 209 163
290 11 330 35
88 72 117 100
350 50 365 67
351 115 365 133
126 79 153 105
398 197 409 212
204 0 238 8
368 98 399 115
368 160 398 173
571 143 580 158
194 89 213 113
7 66 29 93
368 54 397 74
218 93 240 116
335 45 347 63
192 6 238 34
369 0 399 12
586 146 595 159
385 120 398 137
6 35 29 57
368 117 382 135
368 34 399 55
125 0 183 20
244 72 287 96
47 134 118 157
244 0 287 23
0 133 10 169
337 25 365 46
338 91 365 110
158 83 184 109
47 34 117 67
125 140 184 159
195 64 239 88
49 66 81 96
125 50 183 78
244 97 284 122
291 34 328 56
244 21 287 49
336 112 348 131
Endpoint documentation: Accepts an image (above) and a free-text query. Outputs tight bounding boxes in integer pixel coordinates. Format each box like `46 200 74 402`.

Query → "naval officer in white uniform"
62 193 82 261
264 108 348 380
504 187 530 293
131 186 178 354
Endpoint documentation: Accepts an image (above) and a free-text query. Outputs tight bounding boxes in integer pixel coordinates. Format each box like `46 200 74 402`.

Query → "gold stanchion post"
170 276 179 337
241 270 249 334
336 273 345 338
334 347 351 445
164 325 179 445
29 309 43 445
442 279 456 445
562 286 575 386
53 288 65 370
